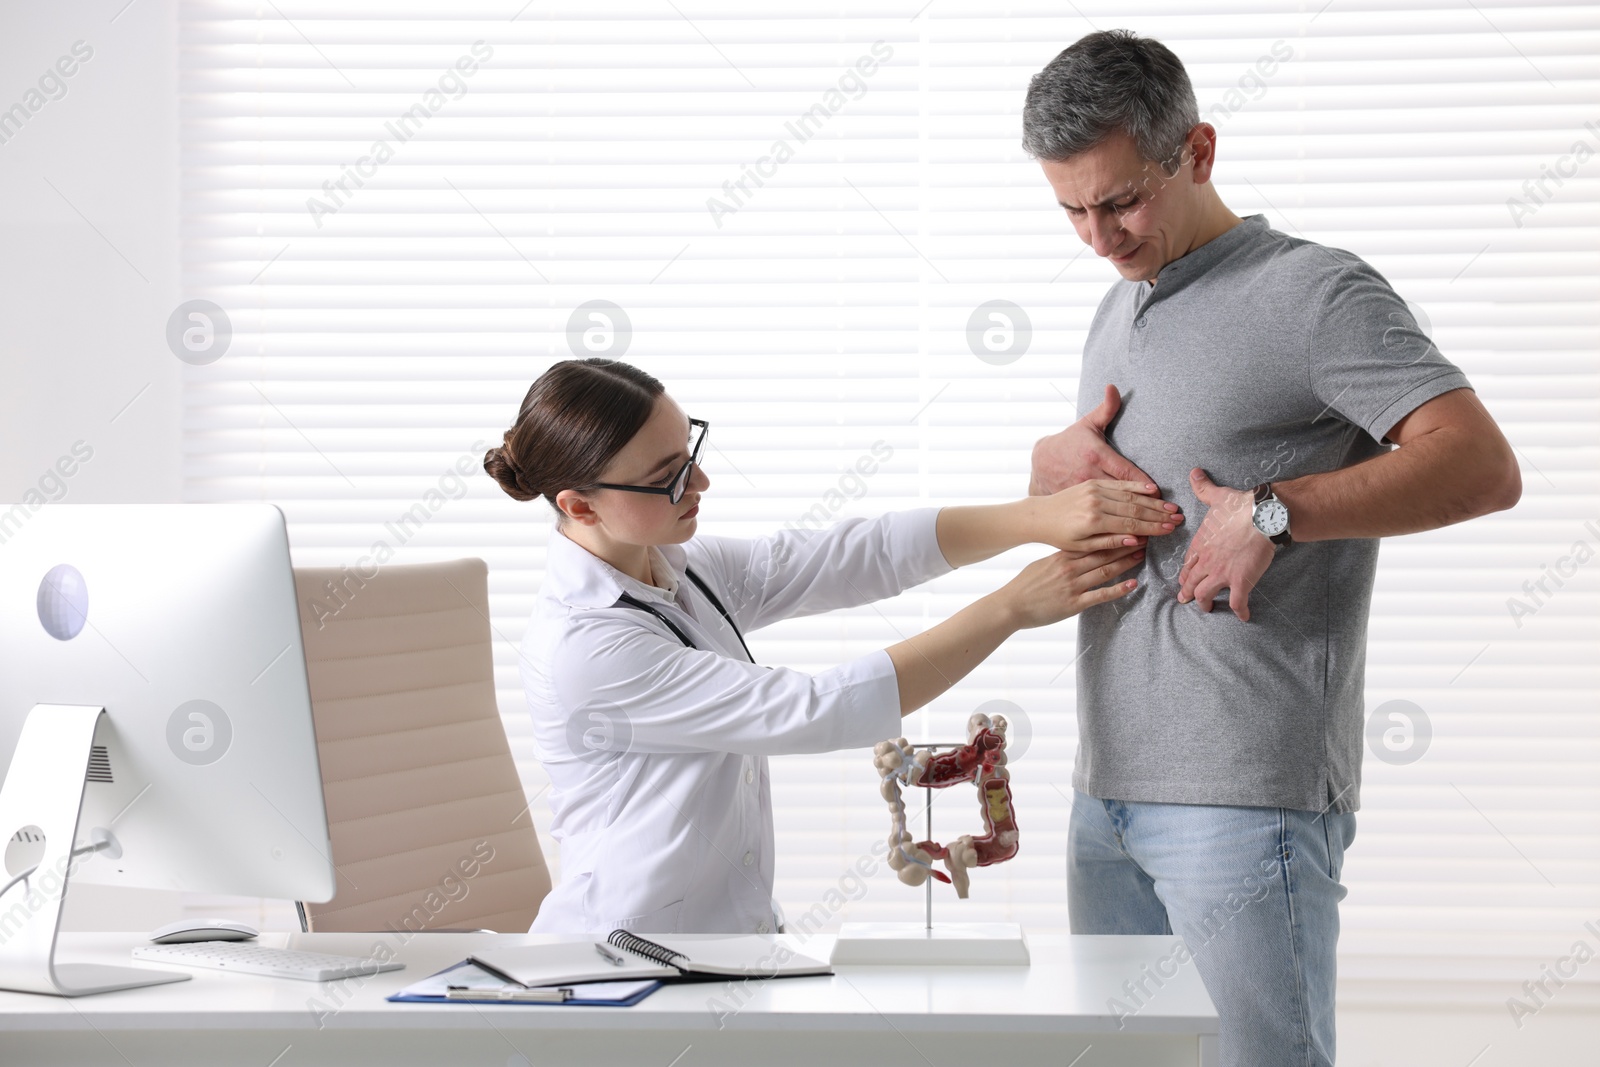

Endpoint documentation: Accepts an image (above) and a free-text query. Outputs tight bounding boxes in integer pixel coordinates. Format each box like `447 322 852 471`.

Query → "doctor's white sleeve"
548 618 905 757
686 505 955 635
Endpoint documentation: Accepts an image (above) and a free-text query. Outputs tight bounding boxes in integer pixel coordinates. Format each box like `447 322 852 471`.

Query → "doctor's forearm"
933 500 1040 568
884 593 1017 715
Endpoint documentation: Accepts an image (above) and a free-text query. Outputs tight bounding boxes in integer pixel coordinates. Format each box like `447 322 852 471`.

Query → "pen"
465 955 529 987
594 942 628 967
445 985 572 1003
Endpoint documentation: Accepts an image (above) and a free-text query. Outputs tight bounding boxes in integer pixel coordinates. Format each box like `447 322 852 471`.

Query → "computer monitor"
0 503 334 995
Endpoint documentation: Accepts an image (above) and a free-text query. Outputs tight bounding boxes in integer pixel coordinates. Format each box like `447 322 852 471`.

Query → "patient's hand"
1176 468 1275 622
1030 384 1157 495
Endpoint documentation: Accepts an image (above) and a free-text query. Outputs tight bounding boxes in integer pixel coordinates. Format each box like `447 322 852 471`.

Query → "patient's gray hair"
1021 29 1198 176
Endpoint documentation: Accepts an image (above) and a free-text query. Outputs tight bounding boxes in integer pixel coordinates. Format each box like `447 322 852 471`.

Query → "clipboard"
385 960 661 1007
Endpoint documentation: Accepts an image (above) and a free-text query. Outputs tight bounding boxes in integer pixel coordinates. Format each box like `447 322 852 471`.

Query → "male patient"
1022 30 1521 1067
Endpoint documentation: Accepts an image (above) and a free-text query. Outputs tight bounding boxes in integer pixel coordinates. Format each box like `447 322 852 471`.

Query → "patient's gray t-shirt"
1073 213 1471 813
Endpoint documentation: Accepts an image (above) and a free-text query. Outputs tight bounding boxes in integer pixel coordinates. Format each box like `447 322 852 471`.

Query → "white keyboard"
132 941 407 982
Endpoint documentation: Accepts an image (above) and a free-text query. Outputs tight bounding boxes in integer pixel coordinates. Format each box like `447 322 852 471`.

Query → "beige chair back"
291 557 549 932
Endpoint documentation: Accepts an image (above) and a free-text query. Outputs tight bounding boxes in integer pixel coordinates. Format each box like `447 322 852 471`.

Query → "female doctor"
484 358 1182 935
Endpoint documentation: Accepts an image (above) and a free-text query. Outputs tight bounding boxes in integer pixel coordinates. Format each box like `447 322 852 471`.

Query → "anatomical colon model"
872 712 1019 898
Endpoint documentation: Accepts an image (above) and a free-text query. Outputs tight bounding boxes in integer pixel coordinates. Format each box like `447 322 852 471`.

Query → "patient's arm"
1175 389 1521 620
1263 387 1520 542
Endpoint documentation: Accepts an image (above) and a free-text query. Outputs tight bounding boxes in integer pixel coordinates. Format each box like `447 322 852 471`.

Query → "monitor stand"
0 704 190 996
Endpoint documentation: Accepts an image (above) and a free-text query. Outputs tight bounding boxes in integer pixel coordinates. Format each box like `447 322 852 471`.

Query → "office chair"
290 557 551 933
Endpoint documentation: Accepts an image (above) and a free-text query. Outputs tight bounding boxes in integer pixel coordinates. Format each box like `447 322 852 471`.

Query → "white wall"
0 0 184 932
0 1 181 503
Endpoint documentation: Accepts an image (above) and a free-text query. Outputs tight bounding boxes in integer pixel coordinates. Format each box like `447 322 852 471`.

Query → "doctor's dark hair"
1021 29 1198 176
484 358 664 518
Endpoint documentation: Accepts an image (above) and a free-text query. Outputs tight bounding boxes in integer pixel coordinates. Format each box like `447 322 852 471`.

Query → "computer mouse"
148 919 260 944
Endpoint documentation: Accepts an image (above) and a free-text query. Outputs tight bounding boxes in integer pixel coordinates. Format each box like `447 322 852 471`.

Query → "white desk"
0 932 1218 1066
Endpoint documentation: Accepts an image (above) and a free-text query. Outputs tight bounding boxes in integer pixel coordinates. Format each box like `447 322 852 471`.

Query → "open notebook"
469 932 832 988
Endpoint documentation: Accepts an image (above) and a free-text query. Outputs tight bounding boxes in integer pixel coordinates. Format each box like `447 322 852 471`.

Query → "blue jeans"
1068 790 1357 1067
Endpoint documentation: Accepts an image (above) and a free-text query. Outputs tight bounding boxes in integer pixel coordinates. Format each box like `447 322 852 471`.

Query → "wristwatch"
1251 483 1292 548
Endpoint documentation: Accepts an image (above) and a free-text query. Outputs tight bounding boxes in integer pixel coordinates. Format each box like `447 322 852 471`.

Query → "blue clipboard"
385 959 662 1007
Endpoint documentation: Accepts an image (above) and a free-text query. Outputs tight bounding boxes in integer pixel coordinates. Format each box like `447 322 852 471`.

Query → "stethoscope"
613 566 758 665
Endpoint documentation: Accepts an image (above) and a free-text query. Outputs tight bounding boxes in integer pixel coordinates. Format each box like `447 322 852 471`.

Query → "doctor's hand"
1176 468 1275 622
1029 384 1157 496
1000 544 1144 630
1037 478 1183 556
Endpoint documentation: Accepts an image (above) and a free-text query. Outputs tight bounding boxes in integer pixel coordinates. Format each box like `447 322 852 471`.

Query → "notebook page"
645 935 831 977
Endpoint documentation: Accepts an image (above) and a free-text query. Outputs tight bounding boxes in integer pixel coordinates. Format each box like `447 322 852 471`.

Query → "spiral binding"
606 929 687 969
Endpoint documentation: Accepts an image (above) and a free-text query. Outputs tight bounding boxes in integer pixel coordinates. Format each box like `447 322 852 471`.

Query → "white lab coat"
519 506 954 935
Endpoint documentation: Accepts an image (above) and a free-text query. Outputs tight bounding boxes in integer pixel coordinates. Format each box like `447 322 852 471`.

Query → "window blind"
178 1 1599 999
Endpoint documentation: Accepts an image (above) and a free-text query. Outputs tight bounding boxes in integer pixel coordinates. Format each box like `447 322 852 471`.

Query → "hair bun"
484 444 538 502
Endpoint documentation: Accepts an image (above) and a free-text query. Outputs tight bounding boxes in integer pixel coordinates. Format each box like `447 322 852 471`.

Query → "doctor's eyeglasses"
585 418 707 506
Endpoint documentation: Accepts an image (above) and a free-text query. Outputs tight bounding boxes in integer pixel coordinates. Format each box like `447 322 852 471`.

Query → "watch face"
1254 499 1289 537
